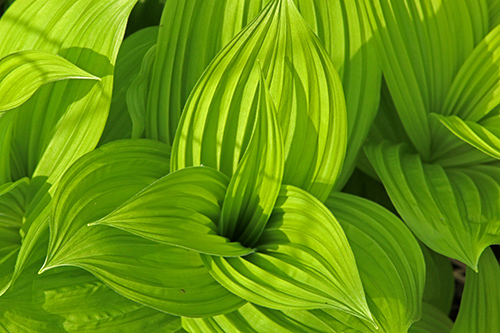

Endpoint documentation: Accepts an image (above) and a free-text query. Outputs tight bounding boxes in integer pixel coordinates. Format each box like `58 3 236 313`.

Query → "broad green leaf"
0 50 99 112
219 70 283 246
0 0 138 186
127 44 156 139
326 192 425 332
433 113 500 160
420 245 454 315
203 185 374 325
172 0 346 202
182 302 377 333
0 266 181 332
408 302 453 333
147 0 268 144
43 140 244 317
93 167 254 257
365 141 500 269
0 178 28 296
363 0 488 159
452 247 500 333
100 26 159 145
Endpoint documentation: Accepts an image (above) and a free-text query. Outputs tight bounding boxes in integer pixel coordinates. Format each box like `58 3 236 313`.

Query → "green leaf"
0 50 99 112
171 0 347 202
147 0 269 144
452 247 500 333
182 302 377 333
0 0 138 186
0 266 181 332
365 141 500 269
0 110 15 183
408 302 453 333
219 70 283 246
326 192 425 332
93 166 254 257
43 140 244 317
100 26 159 145
433 113 500 161
363 0 488 159
420 245 454 315
202 185 374 325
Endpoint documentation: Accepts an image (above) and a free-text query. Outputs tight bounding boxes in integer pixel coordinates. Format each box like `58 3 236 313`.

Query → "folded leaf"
452 247 500 333
219 70 283 246
203 185 373 325
172 0 347 201
0 0 138 186
420 245 454 315
326 192 425 332
100 26 159 145
408 302 453 333
363 0 488 158
0 50 99 112
365 141 500 269
43 140 244 317
0 266 180 332
433 113 500 160
93 166 254 257
147 0 269 144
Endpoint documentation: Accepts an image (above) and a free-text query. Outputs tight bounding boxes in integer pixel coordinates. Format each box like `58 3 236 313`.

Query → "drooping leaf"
408 302 453 333
202 185 374 325
171 0 347 202
100 26 159 145
43 140 244 317
219 70 283 246
93 166 254 257
0 50 99 112
0 266 181 332
326 192 425 332
365 141 500 269
420 245 454 315
452 247 500 333
363 0 488 159
0 0 138 186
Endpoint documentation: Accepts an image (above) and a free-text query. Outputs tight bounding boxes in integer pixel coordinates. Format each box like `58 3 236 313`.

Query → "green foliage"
0 0 499 332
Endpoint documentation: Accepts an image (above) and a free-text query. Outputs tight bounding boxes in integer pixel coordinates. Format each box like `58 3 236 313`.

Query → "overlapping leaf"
365 141 500 269
43 140 244 317
488 0 500 30
100 27 159 145
171 0 346 202
218 70 283 246
452 247 500 333
363 0 488 159
0 50 99 112
0 266 180 332
0 0 138 185
326 192 425 332
203 185 374 324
